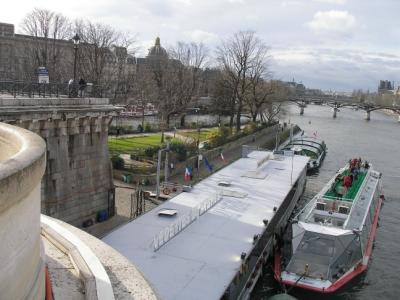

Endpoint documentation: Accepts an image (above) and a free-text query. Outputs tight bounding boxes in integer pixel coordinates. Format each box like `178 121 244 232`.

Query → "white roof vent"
158 209 178 217
218 181 231 187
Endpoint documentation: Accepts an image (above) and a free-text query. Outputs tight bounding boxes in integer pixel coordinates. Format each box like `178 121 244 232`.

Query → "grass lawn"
179 128 219 142
108 134 163 155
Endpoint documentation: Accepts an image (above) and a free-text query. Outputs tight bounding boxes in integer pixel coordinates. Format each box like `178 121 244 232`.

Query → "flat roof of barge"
103 151 309 300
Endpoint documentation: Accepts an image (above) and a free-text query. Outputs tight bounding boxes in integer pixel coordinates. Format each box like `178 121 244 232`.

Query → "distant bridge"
288 94 400 121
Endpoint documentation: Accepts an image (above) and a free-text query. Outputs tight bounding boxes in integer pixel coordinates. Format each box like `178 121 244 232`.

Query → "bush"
137 124 143 133
111 155 124 170
144 122 152 132
244 122 257 134
170 140 187 161
144 146 160 158
219 126 231 137
206 126 231 148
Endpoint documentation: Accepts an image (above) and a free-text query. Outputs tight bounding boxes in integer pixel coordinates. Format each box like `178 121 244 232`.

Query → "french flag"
184 167 191 181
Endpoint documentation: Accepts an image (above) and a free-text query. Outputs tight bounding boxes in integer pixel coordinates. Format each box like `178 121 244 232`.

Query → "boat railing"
317 166 348 198
323 195 354 202
343 169 371 228
152 188 223 251
296 198 316 221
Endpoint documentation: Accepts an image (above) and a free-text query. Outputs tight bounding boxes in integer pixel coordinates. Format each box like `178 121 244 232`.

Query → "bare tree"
140 41 208 142
216 30 268 131
74 20 135 92
169 41 208 125
211 70 237 128
20 8 72 81
244 54 274 122
259 81 288 124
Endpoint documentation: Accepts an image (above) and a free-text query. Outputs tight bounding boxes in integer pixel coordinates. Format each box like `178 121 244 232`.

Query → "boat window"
338 206 349 214
316 202 326 210
298 235 335 257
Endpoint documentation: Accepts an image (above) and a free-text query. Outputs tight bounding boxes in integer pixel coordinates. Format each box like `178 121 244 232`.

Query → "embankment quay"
0 97 121 226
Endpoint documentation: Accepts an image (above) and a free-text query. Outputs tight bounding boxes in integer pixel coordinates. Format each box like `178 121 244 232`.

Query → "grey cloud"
270 47 400 91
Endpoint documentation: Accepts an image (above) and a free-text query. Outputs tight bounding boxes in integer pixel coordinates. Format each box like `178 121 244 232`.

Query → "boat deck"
323 169 368 202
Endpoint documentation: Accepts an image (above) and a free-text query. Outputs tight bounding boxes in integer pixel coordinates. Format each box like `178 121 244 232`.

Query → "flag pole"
156 149 162 200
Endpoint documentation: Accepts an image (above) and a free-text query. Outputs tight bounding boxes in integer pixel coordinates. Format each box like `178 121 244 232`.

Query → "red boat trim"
275 196 383 293
274 249 281 281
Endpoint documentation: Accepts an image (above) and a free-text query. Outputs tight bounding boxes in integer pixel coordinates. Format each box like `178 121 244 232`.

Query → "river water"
252 104 400 300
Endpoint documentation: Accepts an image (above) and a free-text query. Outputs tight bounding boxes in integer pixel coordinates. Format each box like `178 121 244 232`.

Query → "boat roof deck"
323 169 368 202
103 151 308 300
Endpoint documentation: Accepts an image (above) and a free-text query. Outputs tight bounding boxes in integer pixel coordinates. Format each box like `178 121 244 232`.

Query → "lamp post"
72 33 80 90
185 107 201 175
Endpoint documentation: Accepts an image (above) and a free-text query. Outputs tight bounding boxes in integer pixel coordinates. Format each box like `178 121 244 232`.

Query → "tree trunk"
180 114 185 127
229 114 234 129
236 102 242 132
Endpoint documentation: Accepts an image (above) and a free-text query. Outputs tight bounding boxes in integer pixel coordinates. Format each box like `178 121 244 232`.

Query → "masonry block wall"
0 98 120 227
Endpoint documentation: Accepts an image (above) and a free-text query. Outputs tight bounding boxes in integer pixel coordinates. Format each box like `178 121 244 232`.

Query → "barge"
104 149 309 299
275 159 384 293
281 136 327 171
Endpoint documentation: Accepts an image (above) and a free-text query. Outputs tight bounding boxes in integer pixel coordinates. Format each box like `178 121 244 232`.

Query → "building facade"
0 22 135 100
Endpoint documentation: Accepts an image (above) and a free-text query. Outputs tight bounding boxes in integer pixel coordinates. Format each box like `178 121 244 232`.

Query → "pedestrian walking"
78 78 86 97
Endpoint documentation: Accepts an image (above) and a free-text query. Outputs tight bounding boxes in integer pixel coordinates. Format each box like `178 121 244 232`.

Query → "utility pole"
196 108 201 175
289 123 293 142
156 145 170 200
72 34 80 94
164 142 170 183
156 149 162 200
275 124 281 151
141 91 145 130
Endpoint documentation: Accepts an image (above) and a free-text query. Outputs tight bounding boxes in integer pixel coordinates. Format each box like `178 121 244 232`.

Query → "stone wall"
0 97 120 227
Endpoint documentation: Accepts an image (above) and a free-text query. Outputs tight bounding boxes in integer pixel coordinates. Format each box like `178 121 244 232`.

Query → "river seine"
252 104 400 300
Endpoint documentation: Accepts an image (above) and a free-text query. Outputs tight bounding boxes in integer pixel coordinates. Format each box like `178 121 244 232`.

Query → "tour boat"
281 137 327 171
274 160 384 293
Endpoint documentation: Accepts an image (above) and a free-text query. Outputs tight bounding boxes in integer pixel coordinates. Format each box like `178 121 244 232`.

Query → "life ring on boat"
163 187 170 195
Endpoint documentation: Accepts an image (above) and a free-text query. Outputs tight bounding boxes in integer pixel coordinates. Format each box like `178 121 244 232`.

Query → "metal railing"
0 80 106 98
152 188 223 251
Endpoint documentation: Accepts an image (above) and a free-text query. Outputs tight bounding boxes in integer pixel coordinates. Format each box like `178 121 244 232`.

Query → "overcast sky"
1 0 399 92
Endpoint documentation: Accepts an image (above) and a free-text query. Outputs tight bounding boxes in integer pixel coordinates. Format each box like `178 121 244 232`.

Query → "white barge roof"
103 151 309 300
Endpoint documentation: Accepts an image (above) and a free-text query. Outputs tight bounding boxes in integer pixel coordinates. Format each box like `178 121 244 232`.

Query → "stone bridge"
288 95 400 121
0 97 121 227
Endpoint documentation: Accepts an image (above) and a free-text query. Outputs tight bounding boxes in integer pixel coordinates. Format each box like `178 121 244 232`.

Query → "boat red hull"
274 196 383 293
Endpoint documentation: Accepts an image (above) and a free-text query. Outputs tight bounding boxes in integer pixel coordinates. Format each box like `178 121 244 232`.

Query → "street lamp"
187 107 201 172
72 33 80 85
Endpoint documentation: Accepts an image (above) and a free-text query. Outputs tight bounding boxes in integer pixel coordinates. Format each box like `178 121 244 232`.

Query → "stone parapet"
0 122 46 300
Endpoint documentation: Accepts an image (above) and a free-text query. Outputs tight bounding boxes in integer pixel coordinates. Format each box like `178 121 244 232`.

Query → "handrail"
153 188 223 251
0 80 106 98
